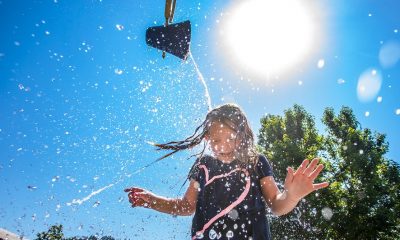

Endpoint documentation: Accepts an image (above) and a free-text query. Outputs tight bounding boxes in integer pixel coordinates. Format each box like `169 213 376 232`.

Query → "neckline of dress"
211 155 238 166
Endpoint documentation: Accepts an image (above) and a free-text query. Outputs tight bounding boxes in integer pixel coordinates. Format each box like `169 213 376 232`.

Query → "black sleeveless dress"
189 154 274 240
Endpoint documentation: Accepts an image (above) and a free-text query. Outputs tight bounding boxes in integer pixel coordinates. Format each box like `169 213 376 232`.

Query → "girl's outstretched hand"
284 158 329 202
124 187 155 208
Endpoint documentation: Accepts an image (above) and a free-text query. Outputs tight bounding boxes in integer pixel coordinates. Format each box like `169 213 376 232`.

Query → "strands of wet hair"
153 103 260 171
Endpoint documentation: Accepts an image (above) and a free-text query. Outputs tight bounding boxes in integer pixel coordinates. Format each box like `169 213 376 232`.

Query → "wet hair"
153 103 259 169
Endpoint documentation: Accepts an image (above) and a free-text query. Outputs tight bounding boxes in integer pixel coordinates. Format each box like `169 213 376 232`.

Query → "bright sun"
220 0 318 78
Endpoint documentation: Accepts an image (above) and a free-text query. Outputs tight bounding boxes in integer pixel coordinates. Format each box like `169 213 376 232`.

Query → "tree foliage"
36 225 64 240
35 225 115 240
257 105 400 239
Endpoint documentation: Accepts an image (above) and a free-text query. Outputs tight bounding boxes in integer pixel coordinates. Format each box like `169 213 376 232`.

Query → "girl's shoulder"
188 154 214 181
197 154 213 165
190 154 215 171
256 154 270 166
255 154 273 178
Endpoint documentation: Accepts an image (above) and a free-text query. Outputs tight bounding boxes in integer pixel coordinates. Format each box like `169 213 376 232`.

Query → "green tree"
35 225 115 240
36 225 64 240
321 107 400 239
258 104 327 239
257 105 400 239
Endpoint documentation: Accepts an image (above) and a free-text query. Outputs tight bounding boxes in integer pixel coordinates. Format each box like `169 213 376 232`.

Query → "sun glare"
220 0 318 79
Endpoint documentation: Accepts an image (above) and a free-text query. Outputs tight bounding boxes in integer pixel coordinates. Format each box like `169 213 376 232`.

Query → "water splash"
67 183 116 205
189 52 212 111
66 54 212 207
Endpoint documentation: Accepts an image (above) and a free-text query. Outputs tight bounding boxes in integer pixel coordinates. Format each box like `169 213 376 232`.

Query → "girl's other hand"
284 158 329 202
124 187 154 208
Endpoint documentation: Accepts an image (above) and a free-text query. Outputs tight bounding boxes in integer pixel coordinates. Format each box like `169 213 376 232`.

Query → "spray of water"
189 52 212 111
68 183 116 205
68 53 212 206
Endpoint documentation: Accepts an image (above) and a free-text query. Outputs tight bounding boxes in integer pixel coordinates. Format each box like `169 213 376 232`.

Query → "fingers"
129 193 147 207
294 159 309 175
313 182 329 190
284 167 294 185
303 158 320 176
124 187 144 193
125 187 148 208
128 191 150 207
309 164 324 180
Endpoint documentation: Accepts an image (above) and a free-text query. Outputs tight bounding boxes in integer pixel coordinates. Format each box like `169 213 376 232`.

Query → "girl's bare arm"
260 176 299 216
125 179 199 216
260 158 329 216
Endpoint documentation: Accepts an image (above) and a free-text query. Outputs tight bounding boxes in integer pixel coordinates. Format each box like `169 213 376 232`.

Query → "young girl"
125 103 329 239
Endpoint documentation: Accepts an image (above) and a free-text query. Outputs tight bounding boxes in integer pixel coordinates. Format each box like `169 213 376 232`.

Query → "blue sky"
0 0 399 239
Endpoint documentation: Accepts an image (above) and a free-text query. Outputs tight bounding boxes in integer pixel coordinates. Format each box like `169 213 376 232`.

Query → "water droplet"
377 96 382 103
365 111 370 117
114 69 123 75
93 201 100 207
209 229 217 239
321 207 333 220
396 109 400 115
317 59 325 69
337 78 345 84
115 24 124 31
195 232 204 239
52 176 60 182
226 230 234 238
228 209 239 220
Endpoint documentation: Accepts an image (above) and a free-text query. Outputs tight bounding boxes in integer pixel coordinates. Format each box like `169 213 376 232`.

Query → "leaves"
35 225 116 240
258 105 400 239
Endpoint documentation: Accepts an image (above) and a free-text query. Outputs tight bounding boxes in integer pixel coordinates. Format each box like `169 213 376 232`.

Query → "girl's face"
206 122 240 163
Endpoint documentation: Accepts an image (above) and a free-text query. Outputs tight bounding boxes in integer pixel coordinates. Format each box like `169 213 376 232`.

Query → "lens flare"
357 68 382 102
379 41 400 68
